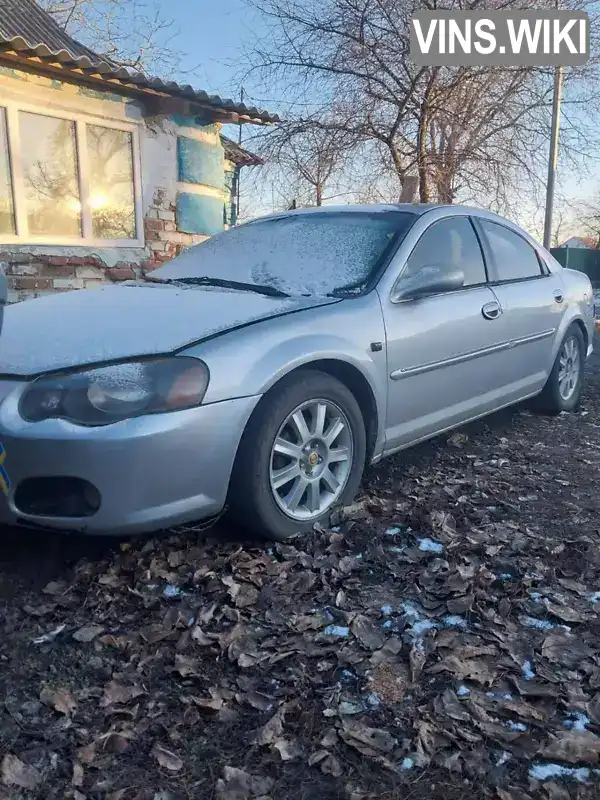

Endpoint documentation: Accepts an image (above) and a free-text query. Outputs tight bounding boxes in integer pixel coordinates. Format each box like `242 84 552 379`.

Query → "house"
559 236 598 249
0 0 277 302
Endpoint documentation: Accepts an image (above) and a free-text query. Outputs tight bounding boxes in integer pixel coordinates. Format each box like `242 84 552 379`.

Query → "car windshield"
150 210 416 297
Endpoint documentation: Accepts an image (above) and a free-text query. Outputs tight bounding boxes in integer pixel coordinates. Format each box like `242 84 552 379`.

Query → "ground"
2 345 600 800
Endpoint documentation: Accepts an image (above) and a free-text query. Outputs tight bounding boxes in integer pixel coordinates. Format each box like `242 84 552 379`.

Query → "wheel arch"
234 359 380 469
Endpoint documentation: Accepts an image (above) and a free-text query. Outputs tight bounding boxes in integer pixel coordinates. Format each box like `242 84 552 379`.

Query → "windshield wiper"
146 276 290 298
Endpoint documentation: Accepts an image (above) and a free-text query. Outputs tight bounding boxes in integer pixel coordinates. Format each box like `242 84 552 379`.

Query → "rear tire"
533 324 585 414
228 370 366 540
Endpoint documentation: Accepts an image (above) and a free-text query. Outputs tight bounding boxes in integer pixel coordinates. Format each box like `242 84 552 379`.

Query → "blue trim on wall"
177 136 224 189
177 192 224 236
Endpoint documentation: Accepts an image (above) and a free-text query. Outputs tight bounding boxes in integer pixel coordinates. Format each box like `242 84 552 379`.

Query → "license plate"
0 442 10 496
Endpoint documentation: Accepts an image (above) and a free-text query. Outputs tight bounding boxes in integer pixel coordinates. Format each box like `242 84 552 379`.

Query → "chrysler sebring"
0 204 593 539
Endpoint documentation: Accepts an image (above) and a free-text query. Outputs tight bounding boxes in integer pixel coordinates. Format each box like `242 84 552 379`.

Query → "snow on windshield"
152 211 415 296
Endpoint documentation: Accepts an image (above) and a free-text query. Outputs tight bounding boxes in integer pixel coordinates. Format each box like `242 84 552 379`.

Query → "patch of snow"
417 538 444 553
504 721 527 731
153 211 408 298
457 685 471 697
442 615 468 629
380 605 393 616
486 691 513 701
382 620 393 629
498 573 513 581
400 757 415 771
365 692 381 709
521 660 536 680
0 284 312 375
529 763 590 783
589 591 600 604
496 751 511 766
323 625 349 638
32 624 66 645
384 527 402 535
163 584 184 599
564 712 590 731
518 615 555 631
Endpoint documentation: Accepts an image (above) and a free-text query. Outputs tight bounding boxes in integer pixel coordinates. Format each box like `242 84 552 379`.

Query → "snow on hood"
0 284 334 376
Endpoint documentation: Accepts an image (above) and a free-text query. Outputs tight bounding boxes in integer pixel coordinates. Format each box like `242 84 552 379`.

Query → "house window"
0 103 142 246
0 108 15 236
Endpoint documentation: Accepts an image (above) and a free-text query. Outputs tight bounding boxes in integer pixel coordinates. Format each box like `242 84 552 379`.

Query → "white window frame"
0 99 144 247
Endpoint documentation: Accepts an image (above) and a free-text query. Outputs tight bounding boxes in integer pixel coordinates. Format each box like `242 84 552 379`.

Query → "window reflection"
20 112 81 237
0 108 15 235
87 125 135 239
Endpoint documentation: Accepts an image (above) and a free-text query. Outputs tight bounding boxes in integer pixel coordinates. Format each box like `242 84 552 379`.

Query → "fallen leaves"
6 357 600 800
1 754 41 789
39 686 77 716
539 731 600 764
72 623 105 642
151 744 183 773
100 679 144 708
216 766 274 799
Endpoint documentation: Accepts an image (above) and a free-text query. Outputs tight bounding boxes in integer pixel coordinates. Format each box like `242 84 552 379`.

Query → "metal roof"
0 0 280 124
220 135 263 167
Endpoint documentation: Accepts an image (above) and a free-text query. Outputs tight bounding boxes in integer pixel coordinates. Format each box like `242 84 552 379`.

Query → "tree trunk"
417 103 430 203
316 184 323 206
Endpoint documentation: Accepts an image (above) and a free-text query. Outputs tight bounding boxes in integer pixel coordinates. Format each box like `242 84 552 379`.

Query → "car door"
379 214 512 453
474 217 563 396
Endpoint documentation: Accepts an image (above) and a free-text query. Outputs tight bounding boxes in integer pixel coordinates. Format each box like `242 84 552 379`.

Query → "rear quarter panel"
554 266 595 360
180 294 389 457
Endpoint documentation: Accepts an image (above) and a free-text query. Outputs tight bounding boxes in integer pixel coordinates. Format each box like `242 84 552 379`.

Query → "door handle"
482 301 501 320
553 289 564 303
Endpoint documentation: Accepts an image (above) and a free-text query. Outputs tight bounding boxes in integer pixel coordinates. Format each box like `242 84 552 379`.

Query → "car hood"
0 283 337 376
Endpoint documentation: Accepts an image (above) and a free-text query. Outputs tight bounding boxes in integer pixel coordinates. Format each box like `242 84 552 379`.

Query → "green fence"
551 247 600 285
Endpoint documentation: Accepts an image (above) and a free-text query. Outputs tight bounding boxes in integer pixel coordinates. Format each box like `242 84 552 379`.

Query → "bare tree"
243 0 600 210
40 0 183 75
252 120 352 206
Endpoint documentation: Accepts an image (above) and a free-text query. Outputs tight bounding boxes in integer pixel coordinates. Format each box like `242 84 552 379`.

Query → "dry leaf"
351 615 385 650
339 720 397 757
40 686 77 716
100 680 144 707
152 744 183 773
72 761 84 787
216 766 274 799
2 754 41 789
72 624 105 643
539 731 600 764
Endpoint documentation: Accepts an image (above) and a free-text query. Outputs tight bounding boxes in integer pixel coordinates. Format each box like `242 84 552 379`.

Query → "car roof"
253 202 514 225
249 203 543 249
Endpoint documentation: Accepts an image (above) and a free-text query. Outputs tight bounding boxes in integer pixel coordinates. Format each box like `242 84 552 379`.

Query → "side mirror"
391 264 465 302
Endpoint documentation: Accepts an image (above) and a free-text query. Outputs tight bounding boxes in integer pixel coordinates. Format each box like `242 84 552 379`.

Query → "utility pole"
543 65 563 250
236 87 244 225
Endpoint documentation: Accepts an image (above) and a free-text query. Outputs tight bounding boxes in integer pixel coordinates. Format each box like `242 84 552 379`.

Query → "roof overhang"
0 38 279 125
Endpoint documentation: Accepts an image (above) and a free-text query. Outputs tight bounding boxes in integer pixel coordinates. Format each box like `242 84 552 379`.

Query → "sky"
131 0 598 240
164 0 267 107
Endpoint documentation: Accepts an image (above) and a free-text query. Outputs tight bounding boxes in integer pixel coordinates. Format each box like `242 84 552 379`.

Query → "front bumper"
0 379 260 535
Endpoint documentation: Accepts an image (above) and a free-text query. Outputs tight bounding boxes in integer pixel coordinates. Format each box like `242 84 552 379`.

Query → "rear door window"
479 220 543 282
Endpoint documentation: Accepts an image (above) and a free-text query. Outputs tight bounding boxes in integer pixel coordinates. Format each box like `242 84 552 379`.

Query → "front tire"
534 324 585 414
229 370 367 540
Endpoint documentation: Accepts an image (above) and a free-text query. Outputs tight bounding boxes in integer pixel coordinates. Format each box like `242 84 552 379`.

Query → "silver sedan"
0 204 594 539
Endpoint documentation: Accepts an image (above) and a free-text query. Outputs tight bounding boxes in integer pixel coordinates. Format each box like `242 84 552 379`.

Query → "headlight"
20 357 210 426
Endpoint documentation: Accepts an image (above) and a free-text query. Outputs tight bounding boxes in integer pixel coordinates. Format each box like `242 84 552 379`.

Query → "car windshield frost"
150 211 416 297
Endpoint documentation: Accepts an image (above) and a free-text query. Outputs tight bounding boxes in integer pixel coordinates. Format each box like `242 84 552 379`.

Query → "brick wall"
0 253 139 304
0 190 211 302
144 189 208 270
